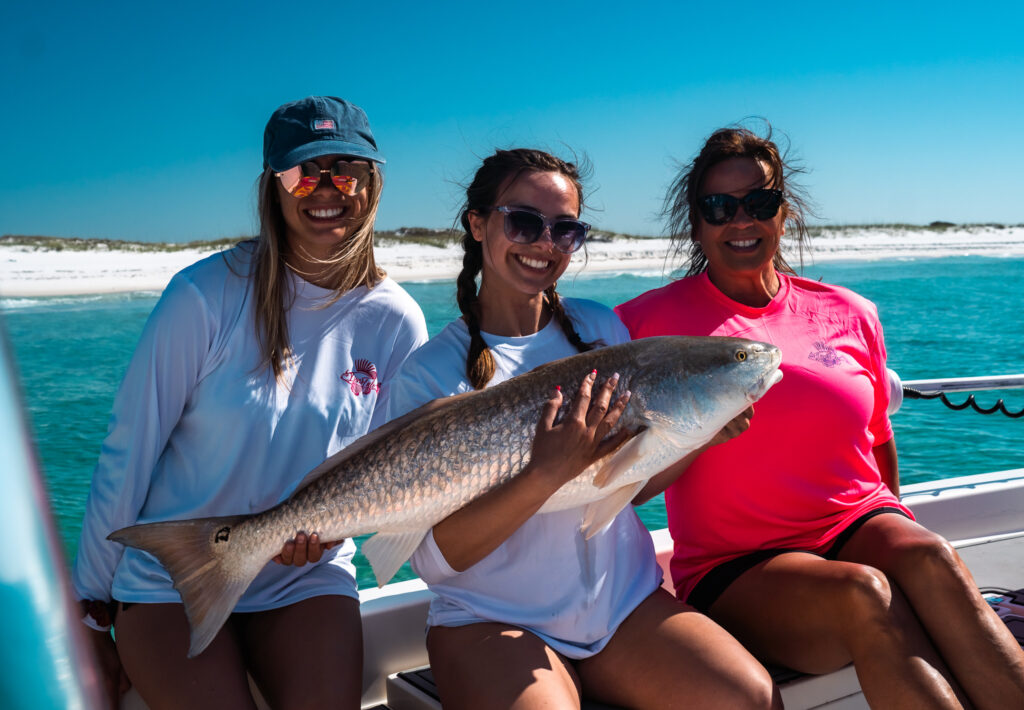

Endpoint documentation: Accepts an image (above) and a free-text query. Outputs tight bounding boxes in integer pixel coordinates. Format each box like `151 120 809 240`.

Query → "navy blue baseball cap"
263 96 385 172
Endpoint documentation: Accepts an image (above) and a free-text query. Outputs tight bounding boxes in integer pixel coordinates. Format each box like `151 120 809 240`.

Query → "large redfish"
110 336 782 656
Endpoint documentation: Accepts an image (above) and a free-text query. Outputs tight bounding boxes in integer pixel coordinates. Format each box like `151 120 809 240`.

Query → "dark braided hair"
457 148 594 390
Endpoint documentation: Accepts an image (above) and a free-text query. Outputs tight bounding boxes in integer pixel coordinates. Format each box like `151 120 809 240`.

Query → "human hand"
86 625 130 710
272 532 343 566
529 370 633 487
707 405 754 447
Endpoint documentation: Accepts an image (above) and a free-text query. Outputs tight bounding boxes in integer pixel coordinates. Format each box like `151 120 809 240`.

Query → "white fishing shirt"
72 243 428 610
388 298 661 659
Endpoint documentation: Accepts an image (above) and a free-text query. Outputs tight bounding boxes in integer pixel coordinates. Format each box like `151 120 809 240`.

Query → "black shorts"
686 506 909 613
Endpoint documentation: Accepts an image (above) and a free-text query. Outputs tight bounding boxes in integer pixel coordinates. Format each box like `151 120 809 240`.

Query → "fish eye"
735 350 747 362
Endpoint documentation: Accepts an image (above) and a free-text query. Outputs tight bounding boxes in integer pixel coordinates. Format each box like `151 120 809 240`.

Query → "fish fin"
592 427 661 489
292 391 481 493
581 481 647 539
361 530 428 587
108 515 260 658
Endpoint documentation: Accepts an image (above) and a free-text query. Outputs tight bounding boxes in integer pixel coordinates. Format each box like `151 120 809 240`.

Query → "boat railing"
888 370 1024 417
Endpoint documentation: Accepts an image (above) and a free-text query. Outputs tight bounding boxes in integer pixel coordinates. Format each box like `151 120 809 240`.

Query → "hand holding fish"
432 370 633 572
707 405 754 447
272 531 344 566
528 370 634 489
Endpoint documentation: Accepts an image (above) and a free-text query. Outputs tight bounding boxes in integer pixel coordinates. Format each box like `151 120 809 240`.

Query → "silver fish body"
110 335 782 656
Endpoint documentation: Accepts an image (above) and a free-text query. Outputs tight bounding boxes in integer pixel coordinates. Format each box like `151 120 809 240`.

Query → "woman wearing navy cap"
72 96 427 709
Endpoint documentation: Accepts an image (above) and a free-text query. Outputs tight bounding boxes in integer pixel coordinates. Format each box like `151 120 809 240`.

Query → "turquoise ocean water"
3 256 1023 589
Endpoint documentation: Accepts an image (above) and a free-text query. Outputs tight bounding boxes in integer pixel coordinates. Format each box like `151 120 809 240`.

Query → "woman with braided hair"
388 148 779 710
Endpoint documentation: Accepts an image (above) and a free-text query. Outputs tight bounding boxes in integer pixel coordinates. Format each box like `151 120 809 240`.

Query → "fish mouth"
748 367 783 402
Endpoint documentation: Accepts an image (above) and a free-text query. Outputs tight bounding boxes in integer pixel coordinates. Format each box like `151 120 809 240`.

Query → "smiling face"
468 170 579 301
694 157 786 295
275 154 373 268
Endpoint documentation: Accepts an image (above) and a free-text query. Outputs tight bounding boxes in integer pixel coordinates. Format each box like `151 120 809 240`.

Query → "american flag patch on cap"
314 119 336 131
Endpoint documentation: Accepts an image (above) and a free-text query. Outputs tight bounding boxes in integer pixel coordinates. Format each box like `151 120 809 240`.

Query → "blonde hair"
251 167 385 381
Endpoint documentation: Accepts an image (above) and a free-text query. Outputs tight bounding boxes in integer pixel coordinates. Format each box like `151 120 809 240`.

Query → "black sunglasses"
493 206 590 254
697 189 784 226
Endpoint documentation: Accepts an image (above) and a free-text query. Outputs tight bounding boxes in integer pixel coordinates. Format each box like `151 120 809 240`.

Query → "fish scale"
110 335 782 657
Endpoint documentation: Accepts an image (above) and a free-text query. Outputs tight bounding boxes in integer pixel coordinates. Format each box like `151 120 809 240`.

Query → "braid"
457 231 496 389
545 286 596 353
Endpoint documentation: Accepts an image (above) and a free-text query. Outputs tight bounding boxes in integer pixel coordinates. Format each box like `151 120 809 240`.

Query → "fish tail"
108 515 259 657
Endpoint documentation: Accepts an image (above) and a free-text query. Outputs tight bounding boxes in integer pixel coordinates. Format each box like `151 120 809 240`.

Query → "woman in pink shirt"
616 125 1024 709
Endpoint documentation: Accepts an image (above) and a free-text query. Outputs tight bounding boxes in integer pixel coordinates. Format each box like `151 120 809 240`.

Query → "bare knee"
891 532 964 581
724 664 782 710
835 564 895 634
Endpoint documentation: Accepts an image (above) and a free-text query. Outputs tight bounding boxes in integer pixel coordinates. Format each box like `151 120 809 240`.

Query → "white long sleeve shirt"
72 243 427 610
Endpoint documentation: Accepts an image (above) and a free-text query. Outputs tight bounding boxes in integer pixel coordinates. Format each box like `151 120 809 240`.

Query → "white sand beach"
2 225 1023 298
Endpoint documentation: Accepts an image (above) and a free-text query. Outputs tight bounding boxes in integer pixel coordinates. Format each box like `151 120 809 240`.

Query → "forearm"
873 437 900 498
432 462 564 572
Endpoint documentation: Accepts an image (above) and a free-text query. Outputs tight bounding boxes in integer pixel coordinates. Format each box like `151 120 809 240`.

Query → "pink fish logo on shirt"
341 359 380 395
808 341 843 368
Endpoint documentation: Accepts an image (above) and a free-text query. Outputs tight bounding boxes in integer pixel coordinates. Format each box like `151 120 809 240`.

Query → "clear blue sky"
2 1 1022 242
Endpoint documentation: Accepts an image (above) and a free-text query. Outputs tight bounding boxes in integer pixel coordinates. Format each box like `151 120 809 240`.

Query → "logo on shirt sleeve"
341 359 381 395
808 340 843 368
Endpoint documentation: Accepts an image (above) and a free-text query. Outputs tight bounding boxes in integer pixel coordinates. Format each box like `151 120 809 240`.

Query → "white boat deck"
363 469 1024 710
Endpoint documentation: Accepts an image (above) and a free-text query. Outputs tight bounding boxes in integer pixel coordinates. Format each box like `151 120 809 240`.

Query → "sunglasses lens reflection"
550 222 586 252
700 195 736 225
744 190 782 219
330 162 371 196
506 211 543 242
276 161 373 197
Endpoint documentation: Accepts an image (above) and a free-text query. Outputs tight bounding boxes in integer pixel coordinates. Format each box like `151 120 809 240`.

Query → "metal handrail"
900 374 1024 394
889 370 1024 417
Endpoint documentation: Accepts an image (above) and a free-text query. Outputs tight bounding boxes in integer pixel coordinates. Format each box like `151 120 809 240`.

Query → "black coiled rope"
903 388 1024 418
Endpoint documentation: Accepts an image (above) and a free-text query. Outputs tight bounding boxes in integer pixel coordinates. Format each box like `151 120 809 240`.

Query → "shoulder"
389 320 471 415
615 277 701 335
363 277 423 312
616 277 697 314
784 274 880 322
403 320 470 372
347 278 427 330
561 297 630 346
158 242 254 318
561 296 616 322
174 242 254 293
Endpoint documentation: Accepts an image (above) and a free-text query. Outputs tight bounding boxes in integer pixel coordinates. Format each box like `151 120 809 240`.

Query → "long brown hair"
250 166 385 381
664 123 813 276
457 149 593 390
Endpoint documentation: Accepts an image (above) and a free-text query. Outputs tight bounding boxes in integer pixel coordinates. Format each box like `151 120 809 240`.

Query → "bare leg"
427 623 582 710
238 595 363 710
710 552 964 709
838 514 1024 710
578 588 780 709
114 602 257 710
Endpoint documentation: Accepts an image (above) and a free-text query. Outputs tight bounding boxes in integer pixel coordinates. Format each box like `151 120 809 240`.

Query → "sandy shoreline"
3 226 1024 298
